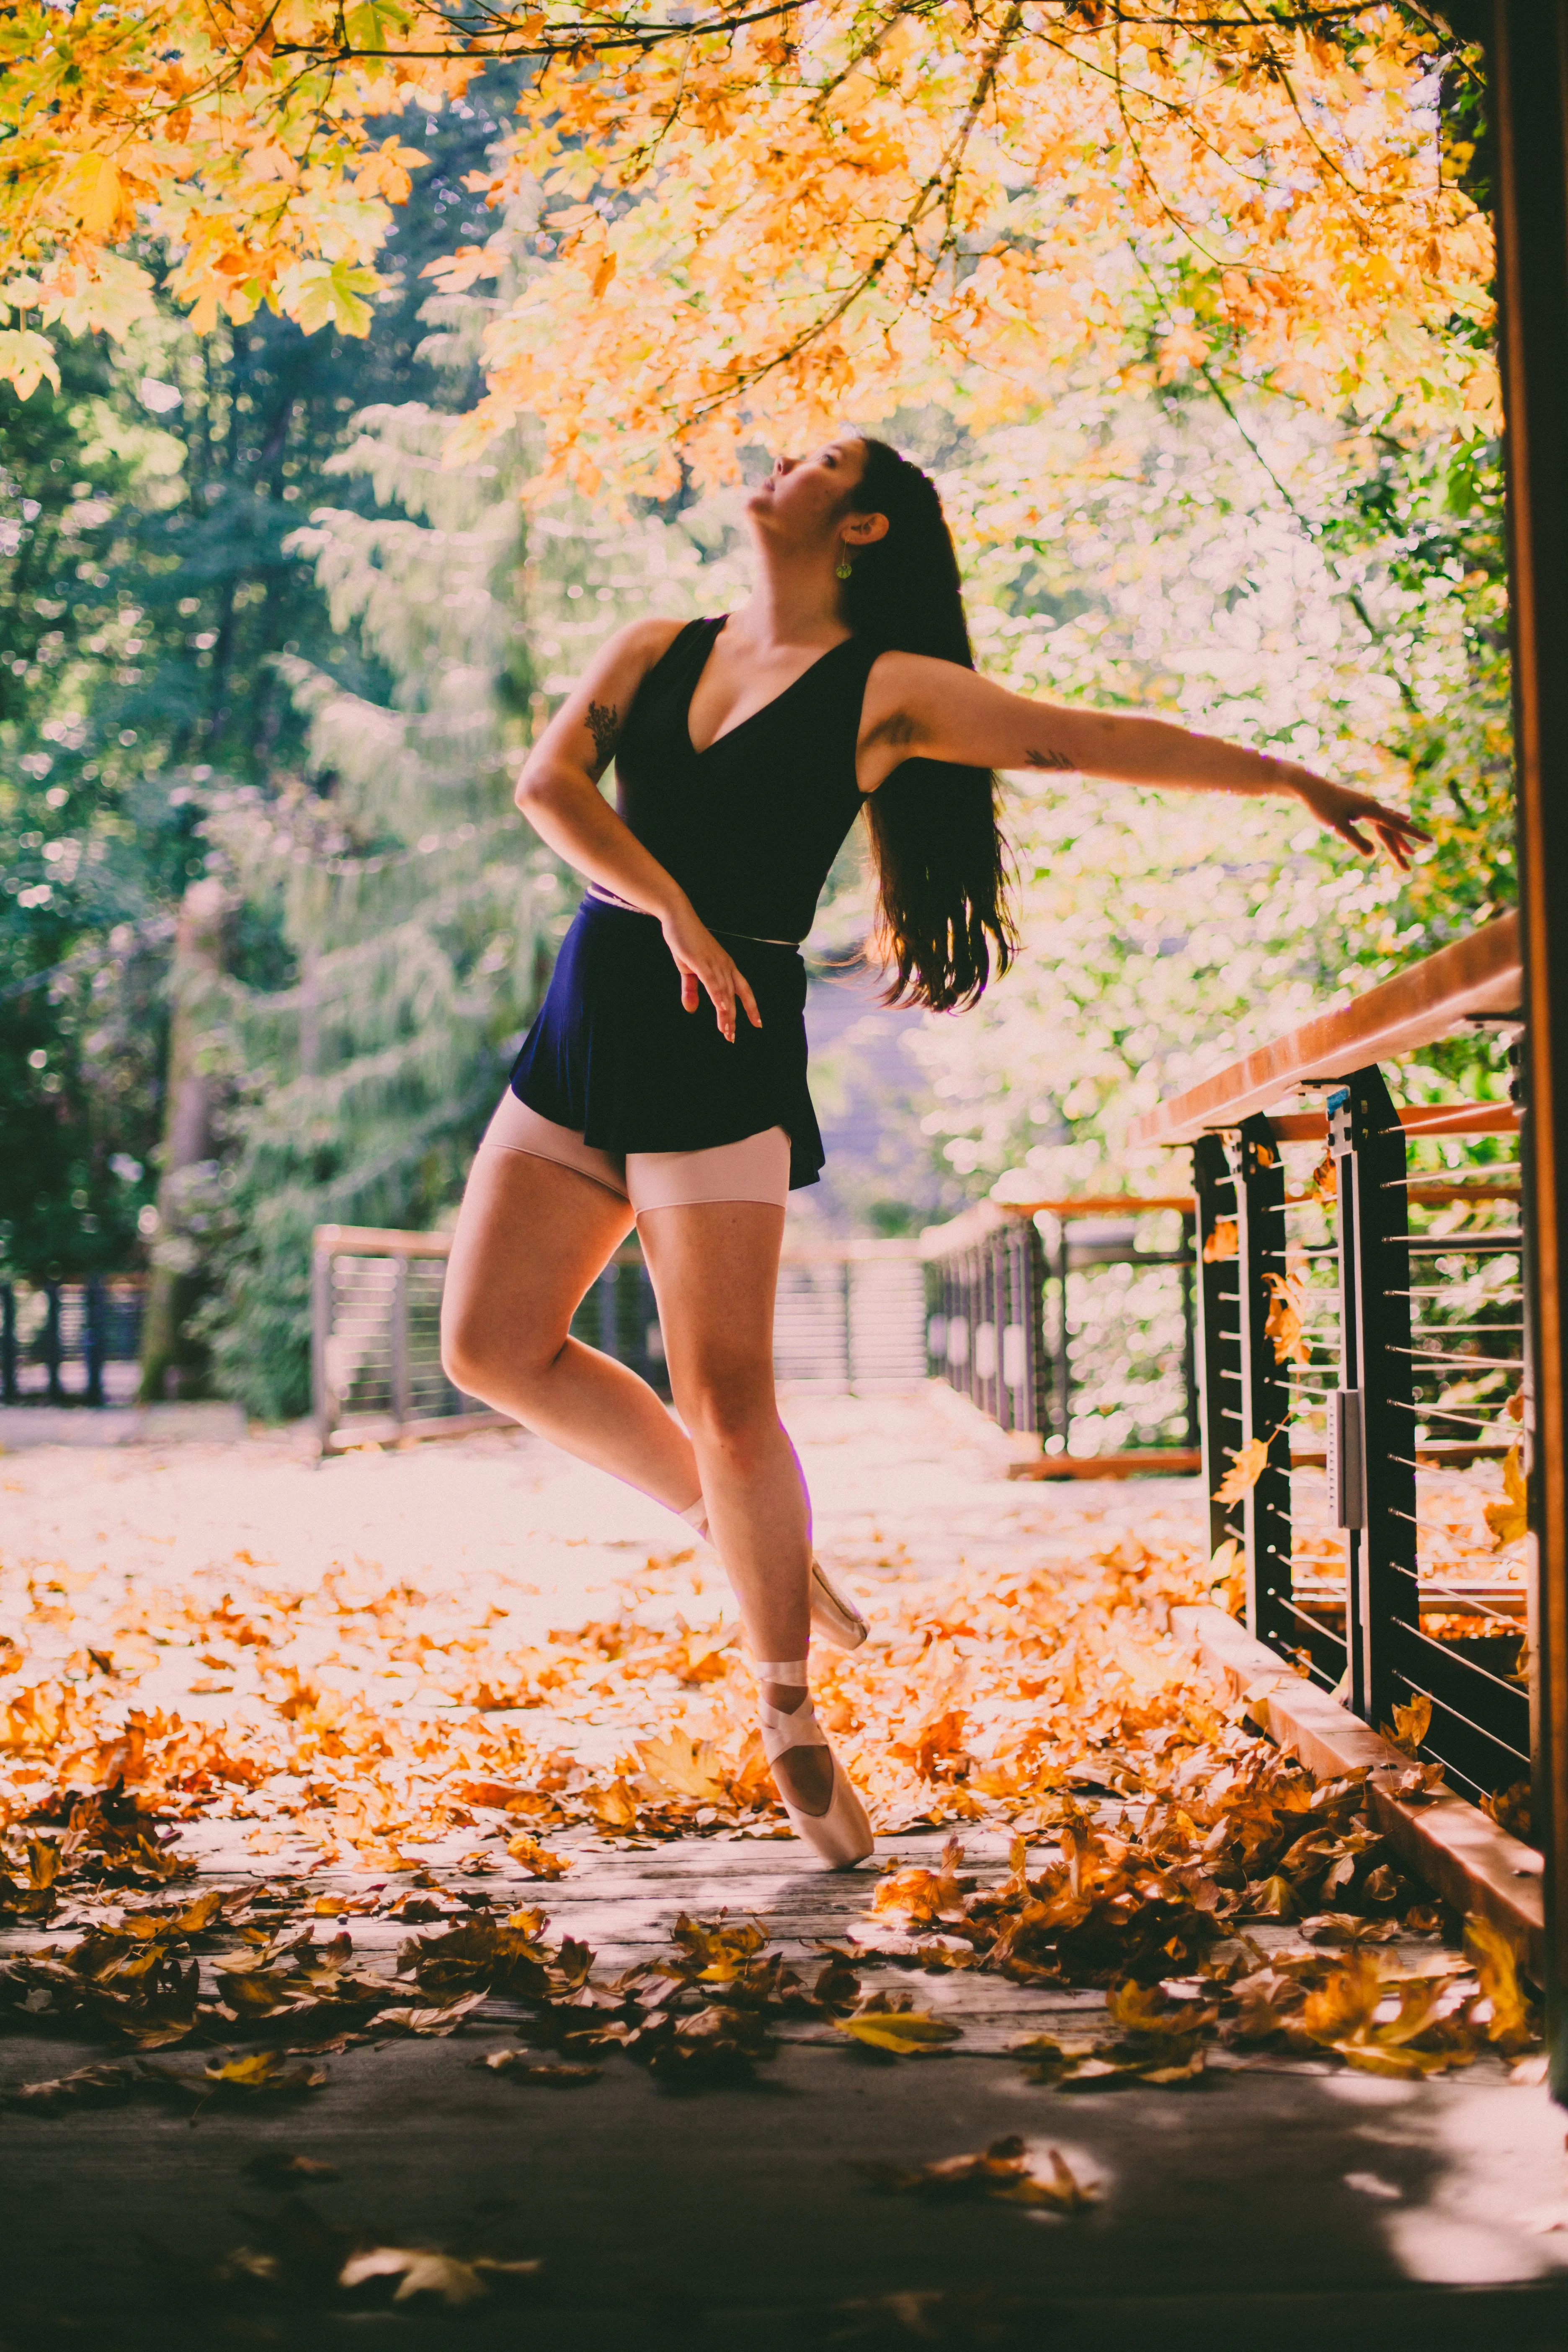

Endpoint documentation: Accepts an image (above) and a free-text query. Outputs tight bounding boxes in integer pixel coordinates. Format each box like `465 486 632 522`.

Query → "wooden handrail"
992 1191 1196 1217
315 1223 455 1258
1127 912 1522 1147
1270 1103 1519 1142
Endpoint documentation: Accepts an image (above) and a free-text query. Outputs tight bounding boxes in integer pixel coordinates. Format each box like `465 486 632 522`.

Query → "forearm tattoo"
586 701 619 772
1025 745 1074 773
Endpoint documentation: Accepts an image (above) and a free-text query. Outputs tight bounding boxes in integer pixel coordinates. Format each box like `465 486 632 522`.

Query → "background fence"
922 1195 1200 1470
311 1224 929 1452
1 1278 146 1407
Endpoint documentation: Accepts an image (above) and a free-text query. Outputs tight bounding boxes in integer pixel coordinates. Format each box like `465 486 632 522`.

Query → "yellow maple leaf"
1484 1444 1528 1547
835 2004 963 2057
0 328 59 400
635 1730 727 1802
1202 1219 1239 1264
1262 1273 1310 1367
1215 1438 1268 1504
54 152 124 241
505 1835 570 1879
1384 1690 1433 1757
1465 1914 1535 2048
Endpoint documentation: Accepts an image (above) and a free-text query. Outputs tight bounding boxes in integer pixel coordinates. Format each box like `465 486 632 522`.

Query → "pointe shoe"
678 1502 868 1653
754 1656 874 1869
807 1558 868 1652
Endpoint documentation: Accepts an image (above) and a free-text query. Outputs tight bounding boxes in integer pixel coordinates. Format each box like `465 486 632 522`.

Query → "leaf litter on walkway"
0 1491 1542 2171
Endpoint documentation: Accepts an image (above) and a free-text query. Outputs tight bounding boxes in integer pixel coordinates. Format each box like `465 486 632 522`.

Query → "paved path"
3 1393 1567 2349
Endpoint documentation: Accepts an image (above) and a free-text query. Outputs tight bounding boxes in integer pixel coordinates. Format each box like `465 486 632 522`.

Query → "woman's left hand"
1289 771 1432 872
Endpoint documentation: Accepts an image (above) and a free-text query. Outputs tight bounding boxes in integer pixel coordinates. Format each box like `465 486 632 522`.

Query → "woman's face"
745 434 871 549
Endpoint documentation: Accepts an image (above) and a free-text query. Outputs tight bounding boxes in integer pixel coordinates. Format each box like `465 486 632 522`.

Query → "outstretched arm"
514 622 761 1043
860 653 1430 871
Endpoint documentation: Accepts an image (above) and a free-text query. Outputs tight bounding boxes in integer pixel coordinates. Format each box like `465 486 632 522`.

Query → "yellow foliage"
1484 1444 1528 1547
1262 1272 1310 1367
1215 1437 1269 1505
0 2 1495 500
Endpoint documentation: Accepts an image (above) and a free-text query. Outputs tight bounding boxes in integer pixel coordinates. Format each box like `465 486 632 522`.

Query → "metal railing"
1130 913 1529 1809
0 1277 147 1407
921 1195 1201 1470
311 1223 928 1454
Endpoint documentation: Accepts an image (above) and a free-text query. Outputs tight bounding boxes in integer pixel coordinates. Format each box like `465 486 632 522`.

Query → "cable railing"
919 1195 1201 1471
1129 912 1529 1812
310 1223 929 1454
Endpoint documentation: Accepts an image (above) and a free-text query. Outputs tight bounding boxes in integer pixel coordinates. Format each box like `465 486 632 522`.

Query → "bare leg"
440 1142 704 1511
638 1200 831 1814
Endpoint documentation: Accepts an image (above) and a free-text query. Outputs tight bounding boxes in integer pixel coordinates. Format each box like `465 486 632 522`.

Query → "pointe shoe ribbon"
753 1656 874 1870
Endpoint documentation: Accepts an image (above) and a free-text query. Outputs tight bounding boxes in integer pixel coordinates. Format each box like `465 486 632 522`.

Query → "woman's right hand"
659 902 763 1044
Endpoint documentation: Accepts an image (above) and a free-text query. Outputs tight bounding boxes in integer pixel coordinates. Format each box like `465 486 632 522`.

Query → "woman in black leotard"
441 432 1424 1867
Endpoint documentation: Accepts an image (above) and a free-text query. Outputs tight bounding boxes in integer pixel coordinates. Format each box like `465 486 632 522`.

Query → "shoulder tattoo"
586 701 619 771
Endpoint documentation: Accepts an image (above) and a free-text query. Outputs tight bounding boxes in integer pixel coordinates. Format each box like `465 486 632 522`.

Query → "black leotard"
507 617 880 1189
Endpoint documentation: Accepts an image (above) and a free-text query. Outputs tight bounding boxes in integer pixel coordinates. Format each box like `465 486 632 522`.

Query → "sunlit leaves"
1465 1913 1535 2052
284 261 382 340
1483 1443 1528 1547
0 2 1493 495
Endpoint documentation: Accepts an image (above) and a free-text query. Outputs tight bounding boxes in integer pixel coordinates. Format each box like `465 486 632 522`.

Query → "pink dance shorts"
480 1092 791 1215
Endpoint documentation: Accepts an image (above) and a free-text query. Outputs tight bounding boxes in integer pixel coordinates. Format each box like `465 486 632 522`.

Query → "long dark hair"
840 437 1016 1011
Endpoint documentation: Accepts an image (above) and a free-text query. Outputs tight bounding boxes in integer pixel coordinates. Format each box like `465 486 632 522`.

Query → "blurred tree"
0 85 517 1317
899 382 1513 1200
187 279 732 1417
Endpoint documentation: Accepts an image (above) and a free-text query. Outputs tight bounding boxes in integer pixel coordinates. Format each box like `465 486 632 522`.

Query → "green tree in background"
906 384 1513 1199
0 89 515 1291
188 268 739 1418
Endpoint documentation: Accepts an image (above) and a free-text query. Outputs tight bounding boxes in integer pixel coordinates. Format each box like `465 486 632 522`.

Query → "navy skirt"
508 897 825 1191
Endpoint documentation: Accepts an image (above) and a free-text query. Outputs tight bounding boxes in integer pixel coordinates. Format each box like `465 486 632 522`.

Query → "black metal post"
1026 1220 1050 1442
983 1235 1000 1423
1228 1115 1294 1652
1052 1225 1072 1452
84 1277 106 1408
1179 1210 1200 1451
44 1284 62 1405
1193 1135 1243 1560
1 1285 15 1405
1330 1072 1418 1734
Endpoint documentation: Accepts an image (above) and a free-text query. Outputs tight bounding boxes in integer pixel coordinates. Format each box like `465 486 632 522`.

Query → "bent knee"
438 1316 492 1400
440 1304 558 1402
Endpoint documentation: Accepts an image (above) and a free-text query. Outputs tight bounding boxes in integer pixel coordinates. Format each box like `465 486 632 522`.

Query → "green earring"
835 552 853 580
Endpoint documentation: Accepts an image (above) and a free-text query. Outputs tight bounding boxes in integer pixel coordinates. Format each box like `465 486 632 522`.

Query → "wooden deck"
3 1395 1568 2349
